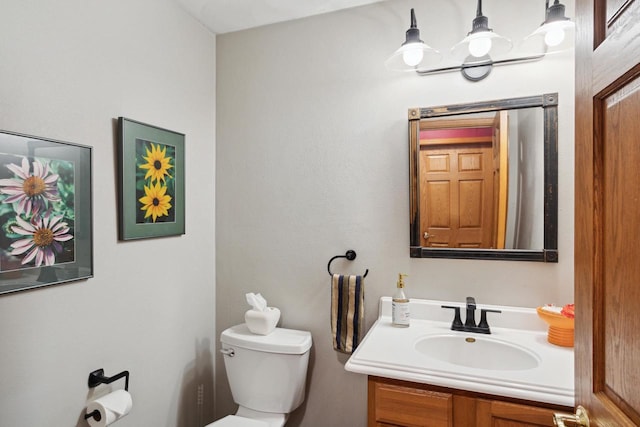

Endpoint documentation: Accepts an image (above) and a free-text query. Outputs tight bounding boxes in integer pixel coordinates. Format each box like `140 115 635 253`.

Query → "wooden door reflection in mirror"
409 94 558 262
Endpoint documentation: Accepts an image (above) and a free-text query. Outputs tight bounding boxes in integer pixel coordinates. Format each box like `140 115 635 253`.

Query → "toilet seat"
207 415 269 426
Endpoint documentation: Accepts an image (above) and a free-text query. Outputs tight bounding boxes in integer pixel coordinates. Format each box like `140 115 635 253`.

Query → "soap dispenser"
392 273 410 327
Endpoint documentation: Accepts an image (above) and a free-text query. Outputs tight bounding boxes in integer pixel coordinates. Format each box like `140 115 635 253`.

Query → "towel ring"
327 250 369 278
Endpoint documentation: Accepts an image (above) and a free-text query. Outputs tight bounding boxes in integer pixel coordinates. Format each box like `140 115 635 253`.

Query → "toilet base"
207 406 288 427
236 406 287 427
207 415 268 426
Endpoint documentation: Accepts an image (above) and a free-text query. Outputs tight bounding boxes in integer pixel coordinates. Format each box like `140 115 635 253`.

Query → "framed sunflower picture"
0 130 93 295
117 118 185 240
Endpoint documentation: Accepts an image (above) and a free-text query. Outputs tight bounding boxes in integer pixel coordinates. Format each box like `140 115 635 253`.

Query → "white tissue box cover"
245 307 280 335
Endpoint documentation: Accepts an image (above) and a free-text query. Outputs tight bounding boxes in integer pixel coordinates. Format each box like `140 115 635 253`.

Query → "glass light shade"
522 19 575 54
385 42 442 71
451 31 512 60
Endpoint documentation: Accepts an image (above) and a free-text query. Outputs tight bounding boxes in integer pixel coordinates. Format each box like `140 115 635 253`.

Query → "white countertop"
345 297 575 407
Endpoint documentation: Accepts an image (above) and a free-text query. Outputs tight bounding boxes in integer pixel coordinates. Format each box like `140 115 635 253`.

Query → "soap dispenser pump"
392 273 410 327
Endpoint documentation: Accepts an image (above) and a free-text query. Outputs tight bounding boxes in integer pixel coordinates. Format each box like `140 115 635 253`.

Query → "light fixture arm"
416 53 545 80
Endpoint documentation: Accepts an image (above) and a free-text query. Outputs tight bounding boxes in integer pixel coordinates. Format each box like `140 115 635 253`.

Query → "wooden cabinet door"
575 0 640 425
475 400 557 427
368 378 453 427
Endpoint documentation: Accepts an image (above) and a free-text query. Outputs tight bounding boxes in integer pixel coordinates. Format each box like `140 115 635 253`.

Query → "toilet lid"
221 324 312 354
207 415 269 427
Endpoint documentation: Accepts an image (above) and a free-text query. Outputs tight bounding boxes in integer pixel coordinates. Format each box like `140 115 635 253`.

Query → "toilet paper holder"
87 368 130 391
84 368 130 421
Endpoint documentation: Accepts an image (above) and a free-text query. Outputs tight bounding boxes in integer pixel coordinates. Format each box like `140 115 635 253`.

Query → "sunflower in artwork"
139 181 172 222
139 142 173 184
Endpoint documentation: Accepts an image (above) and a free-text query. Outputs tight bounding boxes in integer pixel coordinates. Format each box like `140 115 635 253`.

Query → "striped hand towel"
331 274 364 354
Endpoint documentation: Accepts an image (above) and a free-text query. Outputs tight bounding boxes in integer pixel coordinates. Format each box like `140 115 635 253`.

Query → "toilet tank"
220 324 312 414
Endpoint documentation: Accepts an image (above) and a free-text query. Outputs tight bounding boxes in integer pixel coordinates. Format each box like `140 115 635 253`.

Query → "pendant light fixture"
523 0 575 53
451 0 512 60
386 0 573 81
385 9 441 71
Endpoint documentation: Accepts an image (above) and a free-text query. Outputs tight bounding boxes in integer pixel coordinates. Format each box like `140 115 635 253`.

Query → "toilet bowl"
208 323 312 427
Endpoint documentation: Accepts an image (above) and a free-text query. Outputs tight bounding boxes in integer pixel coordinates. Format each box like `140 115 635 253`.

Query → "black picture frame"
0 130 93 295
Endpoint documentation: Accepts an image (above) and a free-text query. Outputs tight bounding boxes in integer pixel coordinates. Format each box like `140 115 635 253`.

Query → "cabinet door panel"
372 381 452 427
487 401 556 426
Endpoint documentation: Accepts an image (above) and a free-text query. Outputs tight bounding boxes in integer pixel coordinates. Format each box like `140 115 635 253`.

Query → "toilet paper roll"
86 389 133 427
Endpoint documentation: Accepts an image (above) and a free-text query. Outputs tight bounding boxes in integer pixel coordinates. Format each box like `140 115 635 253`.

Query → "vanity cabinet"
368 376 572 427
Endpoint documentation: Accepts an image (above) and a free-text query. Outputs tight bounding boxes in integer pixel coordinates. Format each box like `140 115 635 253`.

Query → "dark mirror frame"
409 93 558 262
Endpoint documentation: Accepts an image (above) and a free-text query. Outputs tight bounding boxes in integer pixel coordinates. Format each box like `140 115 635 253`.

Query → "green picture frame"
0 130 93 295
117 117 185 240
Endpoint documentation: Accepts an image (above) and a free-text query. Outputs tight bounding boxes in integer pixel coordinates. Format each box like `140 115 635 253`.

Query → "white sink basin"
415 334 540 371
344 297 575 407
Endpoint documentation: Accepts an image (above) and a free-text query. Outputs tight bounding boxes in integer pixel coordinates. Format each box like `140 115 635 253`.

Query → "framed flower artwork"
117 118 185 240
0 130 93 295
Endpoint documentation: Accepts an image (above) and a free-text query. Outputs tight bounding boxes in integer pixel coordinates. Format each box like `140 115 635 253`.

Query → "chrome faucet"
442 297 501 334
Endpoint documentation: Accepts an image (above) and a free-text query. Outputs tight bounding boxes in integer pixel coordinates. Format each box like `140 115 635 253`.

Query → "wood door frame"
492 111 509 250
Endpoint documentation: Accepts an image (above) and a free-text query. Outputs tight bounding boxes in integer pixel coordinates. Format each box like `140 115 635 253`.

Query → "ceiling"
176 0 387 34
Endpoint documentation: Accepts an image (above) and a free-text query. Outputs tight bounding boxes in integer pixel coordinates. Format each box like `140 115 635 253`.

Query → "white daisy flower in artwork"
0 157 61 216
9 212 73 267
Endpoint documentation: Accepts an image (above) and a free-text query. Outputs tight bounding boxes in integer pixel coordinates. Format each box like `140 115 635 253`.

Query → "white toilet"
208 323 313 427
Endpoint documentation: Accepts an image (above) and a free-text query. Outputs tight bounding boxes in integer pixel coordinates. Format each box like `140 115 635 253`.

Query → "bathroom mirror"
408 93 558 262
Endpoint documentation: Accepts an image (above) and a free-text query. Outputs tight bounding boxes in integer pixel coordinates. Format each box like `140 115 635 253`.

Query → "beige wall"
216 1 574 426
0 1 216 426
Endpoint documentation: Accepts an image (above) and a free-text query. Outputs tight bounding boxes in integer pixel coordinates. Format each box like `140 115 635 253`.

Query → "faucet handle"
441 305 463 329
478 309 502 332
